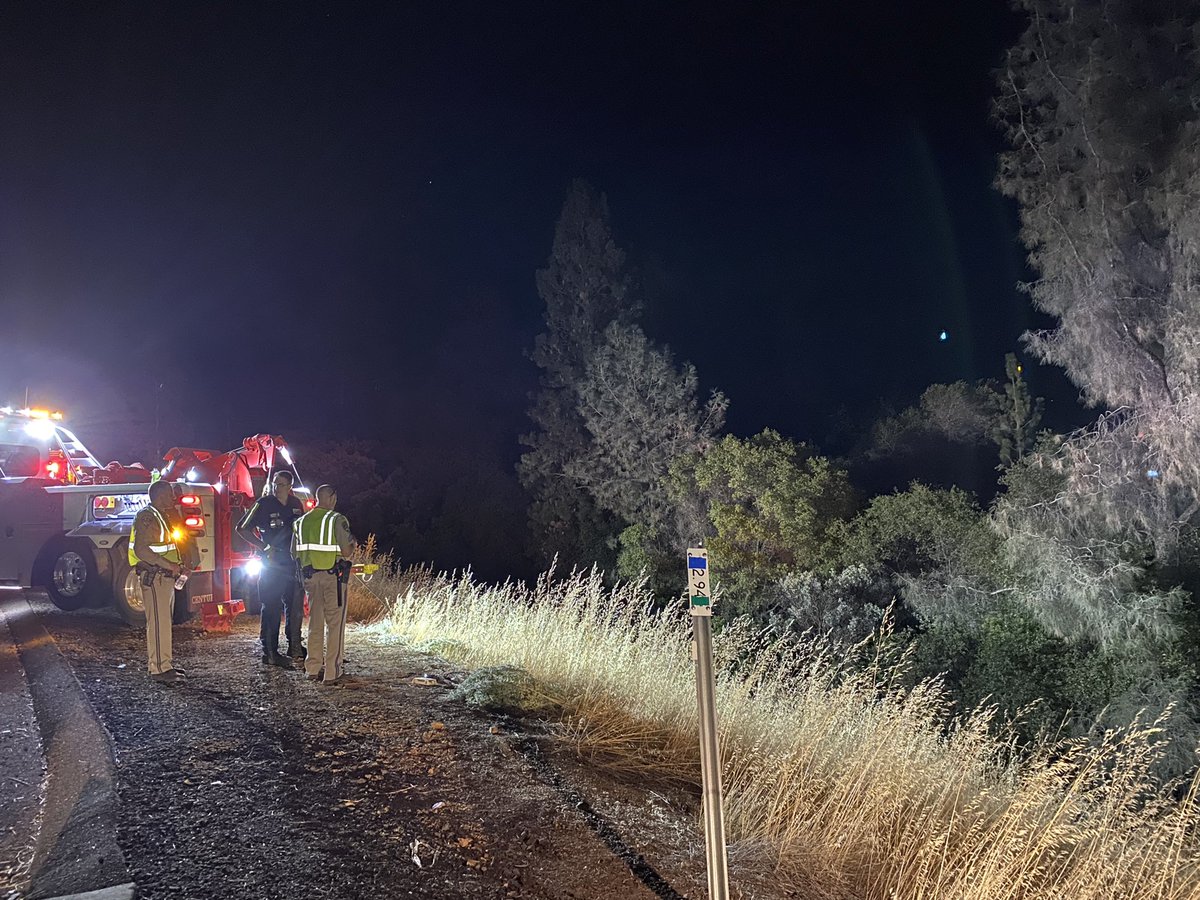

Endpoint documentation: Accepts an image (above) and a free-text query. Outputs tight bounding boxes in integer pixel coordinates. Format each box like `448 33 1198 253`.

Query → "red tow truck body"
159 434 312 630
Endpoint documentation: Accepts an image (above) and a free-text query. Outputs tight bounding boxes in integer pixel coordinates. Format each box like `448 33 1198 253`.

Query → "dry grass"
358 562 1200 900
344 536 446 624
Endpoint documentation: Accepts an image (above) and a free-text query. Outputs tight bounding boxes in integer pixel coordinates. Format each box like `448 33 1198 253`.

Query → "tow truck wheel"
112 552 193 626
111 557 146 627
44 539 106 611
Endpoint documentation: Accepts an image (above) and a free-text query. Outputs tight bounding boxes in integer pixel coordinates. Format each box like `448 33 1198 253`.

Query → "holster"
134 562 167 587
300 561 350 605
333 559 352 607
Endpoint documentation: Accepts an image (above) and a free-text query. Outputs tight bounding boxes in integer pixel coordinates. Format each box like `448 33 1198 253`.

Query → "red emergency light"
183 515 204 529
179 495 200 506
304 499 316 509
45 461 61 478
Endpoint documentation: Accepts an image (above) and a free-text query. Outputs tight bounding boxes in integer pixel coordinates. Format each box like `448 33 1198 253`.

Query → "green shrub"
912 603 1130 741
615 523 679 603
447 665 547 712
670 429 858 616
765 565 892 647
965 606 1122 732
840 483 1003 580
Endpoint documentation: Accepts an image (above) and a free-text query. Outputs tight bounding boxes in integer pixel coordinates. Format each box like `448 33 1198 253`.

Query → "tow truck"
0 406 310 629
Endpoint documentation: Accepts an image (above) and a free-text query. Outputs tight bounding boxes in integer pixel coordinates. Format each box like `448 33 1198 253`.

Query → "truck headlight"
24 420 56 441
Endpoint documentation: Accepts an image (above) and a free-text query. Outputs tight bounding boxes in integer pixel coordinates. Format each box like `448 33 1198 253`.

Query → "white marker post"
687 547 729 899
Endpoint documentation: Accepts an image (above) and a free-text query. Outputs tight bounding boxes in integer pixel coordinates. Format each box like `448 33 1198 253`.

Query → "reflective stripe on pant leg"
304 577 326 677
143 580 162 675
322 575 340 679
329 587 349 681
158 578 174 673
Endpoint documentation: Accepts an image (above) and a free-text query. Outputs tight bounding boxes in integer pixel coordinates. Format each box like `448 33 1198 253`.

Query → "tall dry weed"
344 536 449 623
358 561 1200 900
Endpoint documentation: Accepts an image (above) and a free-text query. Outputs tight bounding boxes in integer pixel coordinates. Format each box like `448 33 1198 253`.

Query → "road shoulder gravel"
3 595 129 900
0 595 45 898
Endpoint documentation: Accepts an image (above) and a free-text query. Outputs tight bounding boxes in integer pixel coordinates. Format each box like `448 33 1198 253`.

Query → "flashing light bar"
0 407 65 420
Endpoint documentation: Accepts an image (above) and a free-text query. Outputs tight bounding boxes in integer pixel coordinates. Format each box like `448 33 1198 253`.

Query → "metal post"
687 548 729 899
694 613 730 899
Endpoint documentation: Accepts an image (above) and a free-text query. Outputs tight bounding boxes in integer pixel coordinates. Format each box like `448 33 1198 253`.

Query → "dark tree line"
510 2 1200 769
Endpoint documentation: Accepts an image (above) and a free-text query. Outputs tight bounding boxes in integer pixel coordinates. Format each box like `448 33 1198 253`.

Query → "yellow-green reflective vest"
129 506 182 566
294 508 344 571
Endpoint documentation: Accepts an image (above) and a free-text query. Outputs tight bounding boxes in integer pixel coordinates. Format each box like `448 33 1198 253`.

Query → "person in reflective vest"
130 480 194 683
292 484 355 686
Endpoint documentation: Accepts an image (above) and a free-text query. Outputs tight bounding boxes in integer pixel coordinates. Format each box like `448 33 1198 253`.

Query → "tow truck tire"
43 539 107 611
111 555 147 627
112 549 194 626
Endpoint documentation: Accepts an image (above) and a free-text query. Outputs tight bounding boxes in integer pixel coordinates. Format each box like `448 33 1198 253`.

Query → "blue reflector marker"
688 555 707 570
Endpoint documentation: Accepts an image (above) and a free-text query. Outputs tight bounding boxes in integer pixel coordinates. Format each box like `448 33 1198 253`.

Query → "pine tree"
991 2 1200 646
995 0 1200 543
568 322 727 532
992 353 1043 468
518 182 639 568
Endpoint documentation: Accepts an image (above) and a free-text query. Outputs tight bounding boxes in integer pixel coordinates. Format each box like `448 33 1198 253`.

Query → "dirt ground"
24 602 803 900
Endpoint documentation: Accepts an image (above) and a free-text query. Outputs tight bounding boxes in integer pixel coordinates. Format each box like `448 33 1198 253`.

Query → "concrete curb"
43 884 136 900
4 595 132 899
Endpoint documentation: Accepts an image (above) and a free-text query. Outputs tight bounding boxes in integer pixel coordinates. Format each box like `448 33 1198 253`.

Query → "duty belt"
134 562 171 586
301 560 352 607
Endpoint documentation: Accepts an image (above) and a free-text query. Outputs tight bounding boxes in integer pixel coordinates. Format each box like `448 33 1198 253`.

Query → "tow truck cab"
0 407 106 483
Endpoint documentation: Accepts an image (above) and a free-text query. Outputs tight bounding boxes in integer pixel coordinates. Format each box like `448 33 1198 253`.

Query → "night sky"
1 1 1083 473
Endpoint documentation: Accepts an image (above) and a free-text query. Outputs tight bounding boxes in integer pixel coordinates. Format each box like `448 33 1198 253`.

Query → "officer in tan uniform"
292 484 355 685
130 480 196 683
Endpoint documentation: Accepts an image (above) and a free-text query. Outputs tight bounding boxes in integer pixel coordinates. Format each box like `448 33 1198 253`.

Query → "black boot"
262 641 291 667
